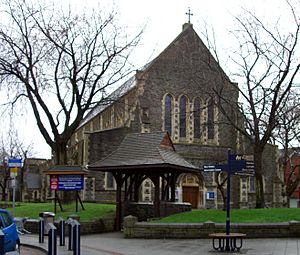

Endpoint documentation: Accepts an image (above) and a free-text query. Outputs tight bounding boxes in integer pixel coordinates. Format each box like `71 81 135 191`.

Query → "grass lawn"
154 208 300 223
0 202 115 222
2 202 300 223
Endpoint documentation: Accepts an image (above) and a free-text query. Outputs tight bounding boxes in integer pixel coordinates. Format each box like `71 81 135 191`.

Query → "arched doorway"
180 173 204 208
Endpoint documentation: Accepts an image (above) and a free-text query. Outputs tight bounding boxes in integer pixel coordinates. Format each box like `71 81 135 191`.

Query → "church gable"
133 24 237 148
159 132 175 151
143 23 229 85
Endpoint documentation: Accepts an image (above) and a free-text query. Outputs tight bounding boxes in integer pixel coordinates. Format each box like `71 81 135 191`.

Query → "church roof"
77 23 203 130
88 131 199 173
78 75 137 129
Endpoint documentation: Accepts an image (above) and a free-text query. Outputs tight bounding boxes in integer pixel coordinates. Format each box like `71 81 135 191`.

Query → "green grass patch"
154 208 300 223
1 202 115 222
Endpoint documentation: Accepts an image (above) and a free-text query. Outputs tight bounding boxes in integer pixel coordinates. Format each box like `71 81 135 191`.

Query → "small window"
249 176 255 192
164 94 173 135
194 98 201 139
106 172 114 189
179 95 187 138
207 99 214 139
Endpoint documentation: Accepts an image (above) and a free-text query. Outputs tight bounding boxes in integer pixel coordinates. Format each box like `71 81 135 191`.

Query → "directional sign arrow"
203 164 228 172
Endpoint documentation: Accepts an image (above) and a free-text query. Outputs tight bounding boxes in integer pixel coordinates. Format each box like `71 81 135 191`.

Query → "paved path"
20 232 300 255
20 246 45 255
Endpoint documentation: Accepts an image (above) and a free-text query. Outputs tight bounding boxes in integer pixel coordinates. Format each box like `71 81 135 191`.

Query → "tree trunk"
54 141 68 165
54 140 71 203
254 147 265 208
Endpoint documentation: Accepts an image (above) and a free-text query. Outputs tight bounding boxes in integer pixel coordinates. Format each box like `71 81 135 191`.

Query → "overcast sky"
2 0 297 159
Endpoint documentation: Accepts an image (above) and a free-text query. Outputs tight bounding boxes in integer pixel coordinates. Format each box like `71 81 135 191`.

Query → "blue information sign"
58 175 84 191
8 158 22 168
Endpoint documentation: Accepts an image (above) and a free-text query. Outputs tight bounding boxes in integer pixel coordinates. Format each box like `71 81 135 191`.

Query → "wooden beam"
153 175 160 217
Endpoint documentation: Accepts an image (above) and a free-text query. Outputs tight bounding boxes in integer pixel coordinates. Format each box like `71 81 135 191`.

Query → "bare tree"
214 2 300 208
275 95 300 151
0 0 141 165
0 129 34 201
273 94 300 204
284 153 300 207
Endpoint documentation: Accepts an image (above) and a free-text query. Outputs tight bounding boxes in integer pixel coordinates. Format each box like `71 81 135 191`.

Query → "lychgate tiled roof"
88 131 199 172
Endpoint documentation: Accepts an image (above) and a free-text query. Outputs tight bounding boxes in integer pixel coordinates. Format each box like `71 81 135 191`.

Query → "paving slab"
20 232 300 255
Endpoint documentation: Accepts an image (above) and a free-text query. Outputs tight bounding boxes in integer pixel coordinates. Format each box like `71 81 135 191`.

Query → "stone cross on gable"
186 8 193 23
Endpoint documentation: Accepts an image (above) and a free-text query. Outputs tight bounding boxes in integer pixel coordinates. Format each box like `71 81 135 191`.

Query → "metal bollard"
72 220 80 255
59 217 65 246
0 230 4 255
39 217 44 243
48 223 57 255
68 219 74 251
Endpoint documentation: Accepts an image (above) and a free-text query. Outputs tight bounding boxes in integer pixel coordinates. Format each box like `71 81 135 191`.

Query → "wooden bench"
209 233 246 252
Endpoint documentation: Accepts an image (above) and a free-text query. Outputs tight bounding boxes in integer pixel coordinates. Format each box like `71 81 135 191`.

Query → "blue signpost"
204 150 253 251
8 158 22 218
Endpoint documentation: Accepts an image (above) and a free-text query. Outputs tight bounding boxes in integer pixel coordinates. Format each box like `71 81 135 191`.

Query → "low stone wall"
123 202 192 221
123 215 300 239
23 216 115 235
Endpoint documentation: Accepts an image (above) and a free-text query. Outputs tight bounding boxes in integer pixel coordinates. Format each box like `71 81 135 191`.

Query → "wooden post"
170 174 176 202
76 191 85 210
124 177 128 201
76 192 78 212
153 175 160 218
114 174 123 231
54 191 57 214
161 175 165 201
134 178 139 202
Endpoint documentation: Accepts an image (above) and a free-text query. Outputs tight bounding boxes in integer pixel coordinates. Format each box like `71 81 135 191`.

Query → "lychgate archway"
88 131 200 230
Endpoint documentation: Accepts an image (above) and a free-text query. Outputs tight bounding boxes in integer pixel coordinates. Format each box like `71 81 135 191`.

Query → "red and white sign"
50 175 58 190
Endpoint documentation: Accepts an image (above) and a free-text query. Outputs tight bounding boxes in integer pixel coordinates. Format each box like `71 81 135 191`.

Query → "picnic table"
209 232 246 252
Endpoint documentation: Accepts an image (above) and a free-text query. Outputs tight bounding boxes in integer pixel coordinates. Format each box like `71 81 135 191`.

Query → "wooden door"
182 186 199 208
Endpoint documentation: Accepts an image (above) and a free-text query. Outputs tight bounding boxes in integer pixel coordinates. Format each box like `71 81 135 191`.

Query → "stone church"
67 23 283 209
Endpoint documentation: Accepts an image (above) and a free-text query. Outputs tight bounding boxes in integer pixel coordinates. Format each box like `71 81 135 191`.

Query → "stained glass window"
164 94 172 135
194 98 201 139
207 99 214 139
180 96 187 138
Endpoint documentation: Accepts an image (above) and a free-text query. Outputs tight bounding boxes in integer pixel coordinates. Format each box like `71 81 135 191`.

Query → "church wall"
87 127 131 203
88 127 131 164
131 26 243 209
136 26 238 152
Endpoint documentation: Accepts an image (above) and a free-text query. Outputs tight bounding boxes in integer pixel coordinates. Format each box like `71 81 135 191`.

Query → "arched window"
164 94 173 135
106 172 114 189
194 98 201 139
179 95 187 138
207 99 214 139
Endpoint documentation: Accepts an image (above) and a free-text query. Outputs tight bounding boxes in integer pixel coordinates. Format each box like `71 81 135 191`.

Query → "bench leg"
229 237 243 251
234 238 243 251
212 238 225 251
212 237 244 252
